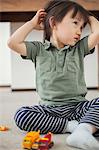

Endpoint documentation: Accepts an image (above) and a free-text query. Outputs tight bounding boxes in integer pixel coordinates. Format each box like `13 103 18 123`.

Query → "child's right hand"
31 9 47 30
8 9 47 56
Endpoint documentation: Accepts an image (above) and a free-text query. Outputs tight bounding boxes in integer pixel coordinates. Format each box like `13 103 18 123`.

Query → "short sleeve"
21 41 41 62
77 36 95 57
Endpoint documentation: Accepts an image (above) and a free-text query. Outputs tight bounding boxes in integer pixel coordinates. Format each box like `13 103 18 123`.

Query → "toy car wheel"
48 141 54 148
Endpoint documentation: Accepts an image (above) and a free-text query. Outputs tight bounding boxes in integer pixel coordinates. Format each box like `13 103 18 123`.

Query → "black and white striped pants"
14 97 99 134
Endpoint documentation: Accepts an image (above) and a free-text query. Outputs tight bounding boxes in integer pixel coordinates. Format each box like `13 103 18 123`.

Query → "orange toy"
0 126 9 131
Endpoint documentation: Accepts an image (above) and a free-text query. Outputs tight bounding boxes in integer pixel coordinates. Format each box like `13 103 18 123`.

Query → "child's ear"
49 16 56 29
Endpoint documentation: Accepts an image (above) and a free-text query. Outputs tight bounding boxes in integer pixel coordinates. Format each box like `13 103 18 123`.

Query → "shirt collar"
44 40 51 50
44 40 70 51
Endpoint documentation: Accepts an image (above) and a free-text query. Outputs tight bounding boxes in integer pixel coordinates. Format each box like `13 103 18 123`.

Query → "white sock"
66 120 79 133
66 123 99 150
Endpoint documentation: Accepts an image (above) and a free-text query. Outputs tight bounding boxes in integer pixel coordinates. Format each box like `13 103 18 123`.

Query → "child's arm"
88 16 99 50
8 9 46 56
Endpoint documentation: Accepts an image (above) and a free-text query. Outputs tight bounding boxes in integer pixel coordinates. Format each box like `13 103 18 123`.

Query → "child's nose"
77 28 82 36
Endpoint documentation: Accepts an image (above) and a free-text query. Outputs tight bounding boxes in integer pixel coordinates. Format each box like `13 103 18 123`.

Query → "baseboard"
87 87 99 90
11 88 36 92
2 86 98 92
0 85 11 88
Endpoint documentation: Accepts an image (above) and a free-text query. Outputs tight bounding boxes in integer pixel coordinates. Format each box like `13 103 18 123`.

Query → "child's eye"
73 21 78 25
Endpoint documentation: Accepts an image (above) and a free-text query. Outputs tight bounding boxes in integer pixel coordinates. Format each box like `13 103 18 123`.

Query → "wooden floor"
0 88 99 150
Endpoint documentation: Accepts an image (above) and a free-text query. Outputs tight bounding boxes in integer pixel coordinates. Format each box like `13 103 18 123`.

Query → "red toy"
35 132 54 150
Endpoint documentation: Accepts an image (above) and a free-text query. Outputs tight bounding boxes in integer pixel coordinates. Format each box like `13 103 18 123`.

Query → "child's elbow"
8 38 13 49
95 32 99 45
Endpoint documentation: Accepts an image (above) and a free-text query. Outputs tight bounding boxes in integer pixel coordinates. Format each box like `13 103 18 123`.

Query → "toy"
0 126 9 131
22 130 40 149
22 130 54 150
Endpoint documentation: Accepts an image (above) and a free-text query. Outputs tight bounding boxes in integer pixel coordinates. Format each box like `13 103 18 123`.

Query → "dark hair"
44 0 90 41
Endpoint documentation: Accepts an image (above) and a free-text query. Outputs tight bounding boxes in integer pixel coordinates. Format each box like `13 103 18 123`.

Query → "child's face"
53 10 85 47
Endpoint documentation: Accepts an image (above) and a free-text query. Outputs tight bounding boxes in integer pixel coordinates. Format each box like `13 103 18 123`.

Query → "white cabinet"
84 46 98 88
11 22 43 89
11 51 36 89
0 23 98 89
82 25 98 88
0 22 11 86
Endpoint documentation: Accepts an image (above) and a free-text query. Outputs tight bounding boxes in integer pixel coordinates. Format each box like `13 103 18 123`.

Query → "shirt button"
59 62 63 67
58 52 62 55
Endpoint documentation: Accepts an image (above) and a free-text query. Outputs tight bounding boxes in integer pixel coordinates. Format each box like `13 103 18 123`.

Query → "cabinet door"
0 22 11 86
11 23 43 90
84 46 98 88
82 25 98 88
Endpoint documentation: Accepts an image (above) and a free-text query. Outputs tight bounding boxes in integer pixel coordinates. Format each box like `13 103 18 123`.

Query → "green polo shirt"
22 36 94 105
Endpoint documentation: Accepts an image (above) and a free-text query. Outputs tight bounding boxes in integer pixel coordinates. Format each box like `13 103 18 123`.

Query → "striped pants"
14 97 99 134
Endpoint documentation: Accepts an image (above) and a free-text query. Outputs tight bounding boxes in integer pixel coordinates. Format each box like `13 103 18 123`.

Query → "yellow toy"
22 130 40 149
22 130 54 150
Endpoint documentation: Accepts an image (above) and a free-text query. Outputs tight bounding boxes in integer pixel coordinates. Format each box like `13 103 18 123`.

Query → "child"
8 0 99 149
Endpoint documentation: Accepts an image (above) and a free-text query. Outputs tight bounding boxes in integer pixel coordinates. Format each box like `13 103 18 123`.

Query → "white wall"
0 23 11 86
